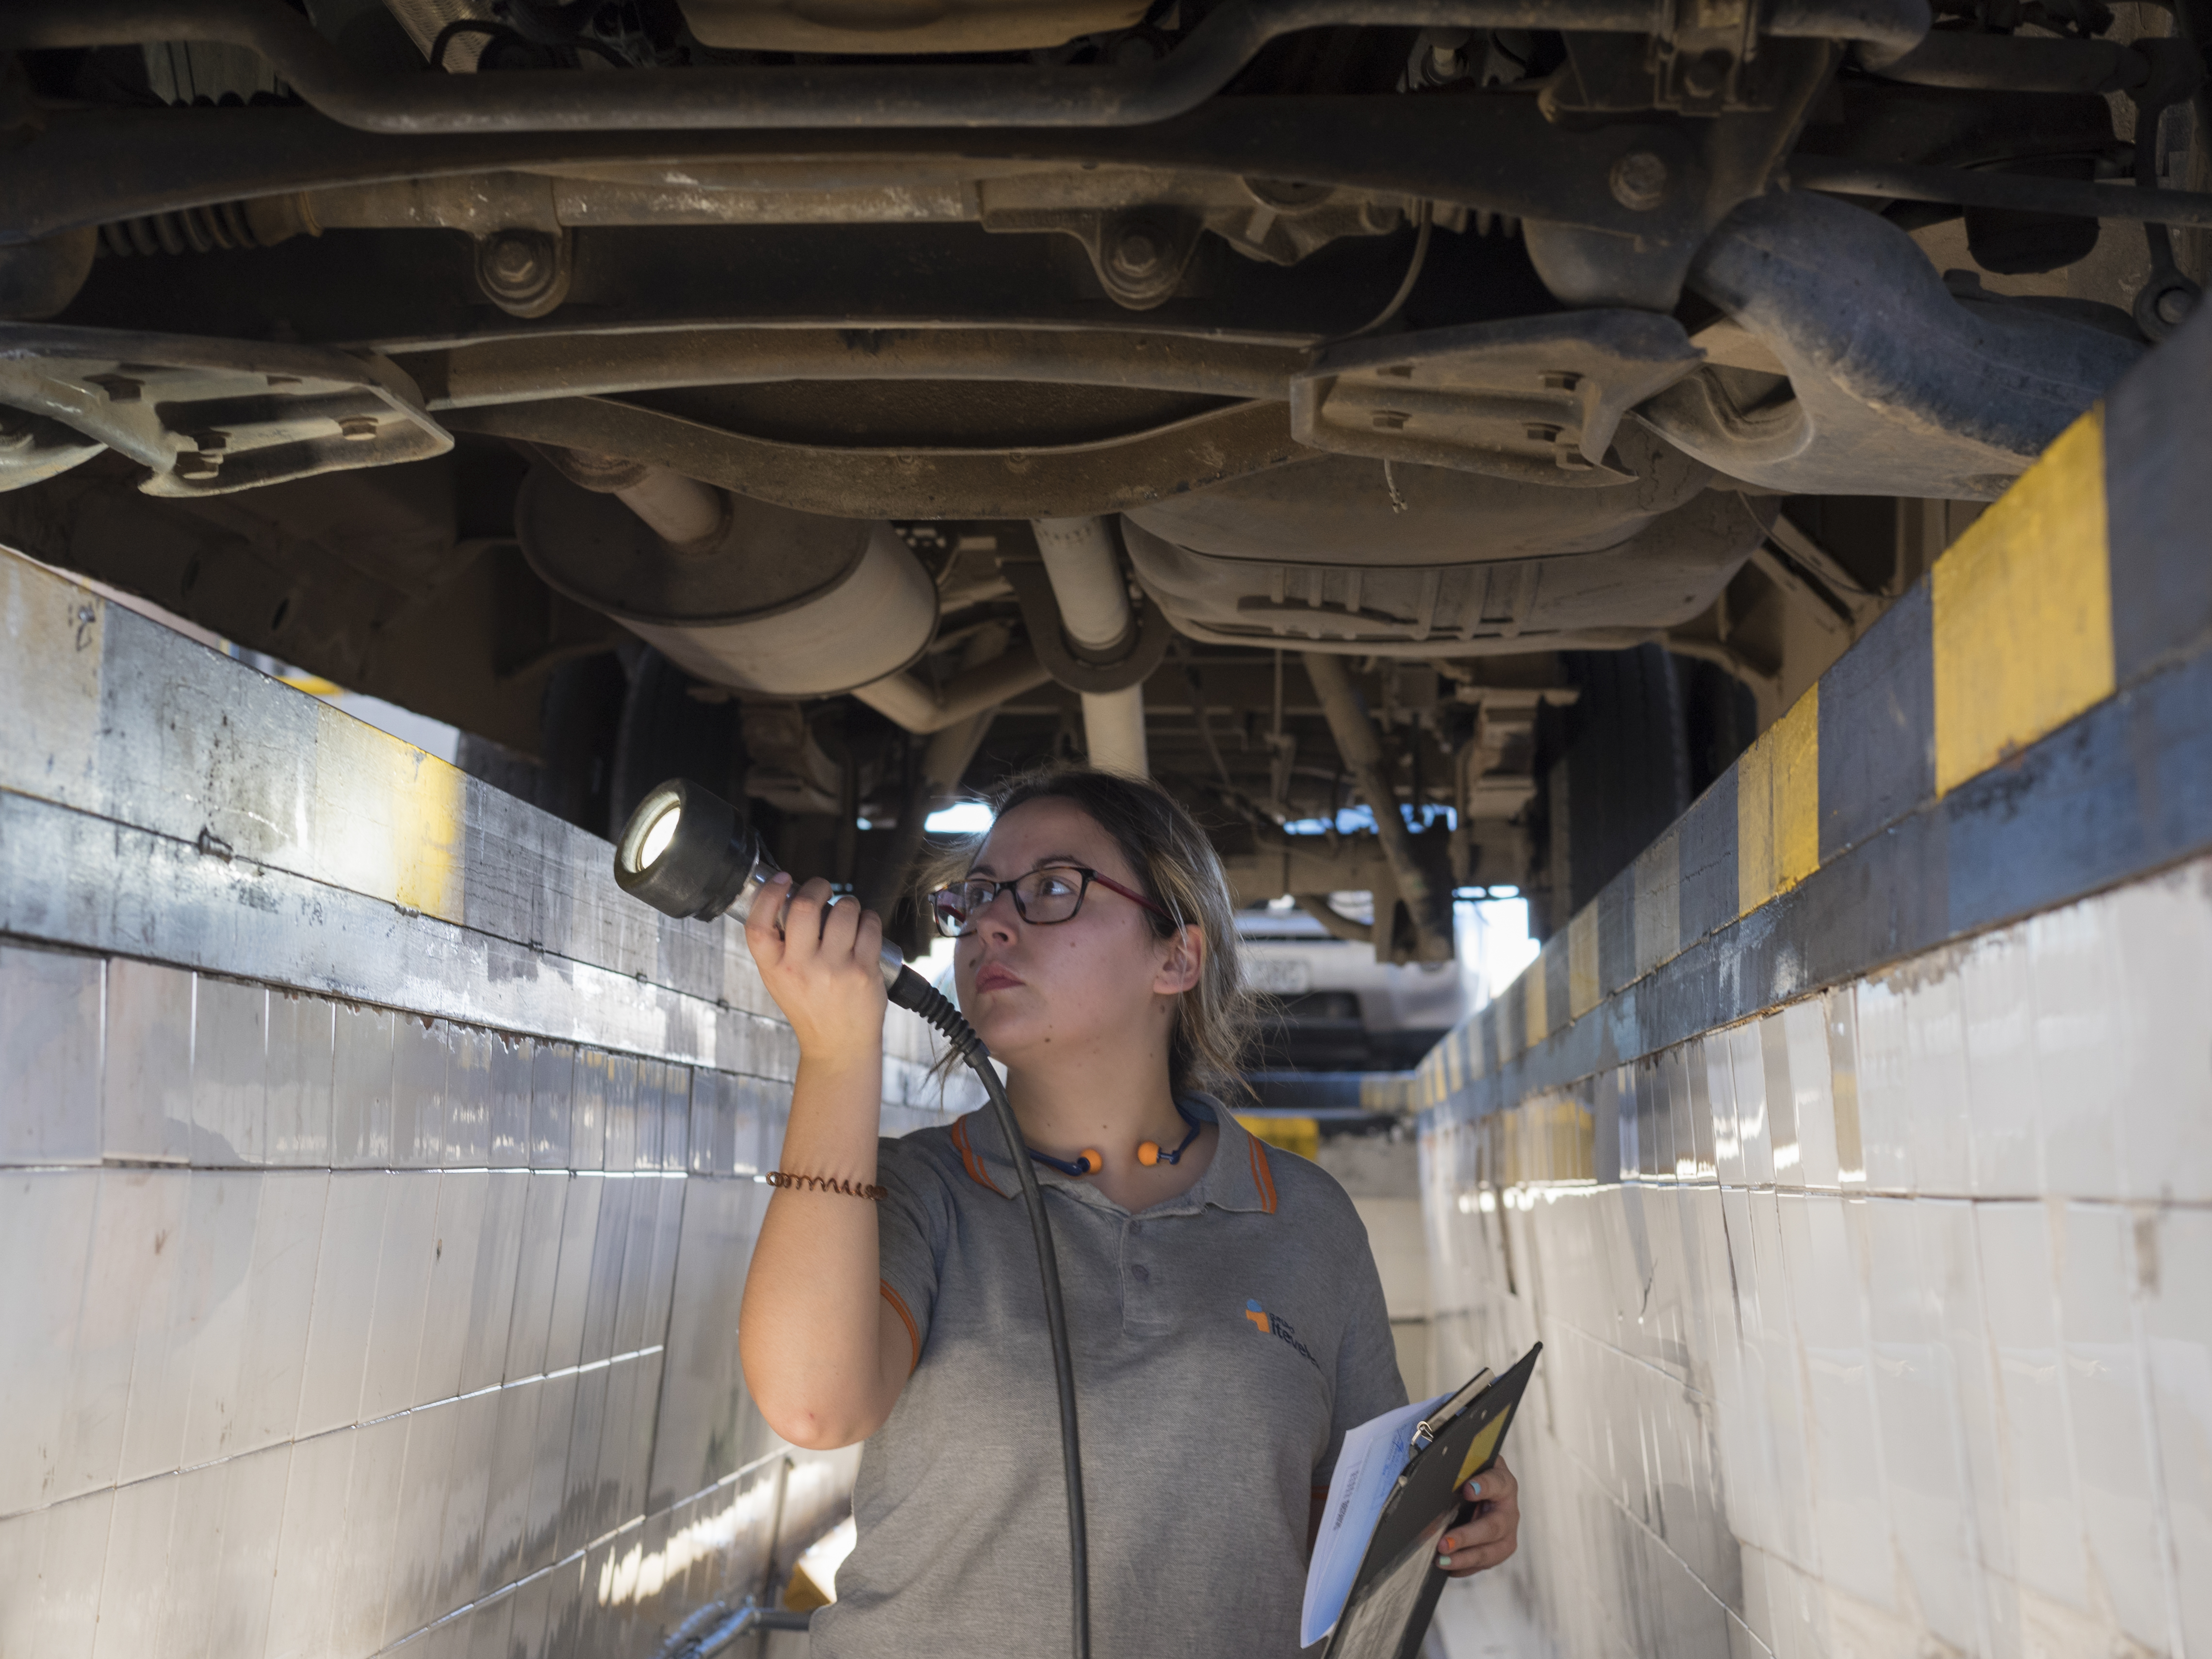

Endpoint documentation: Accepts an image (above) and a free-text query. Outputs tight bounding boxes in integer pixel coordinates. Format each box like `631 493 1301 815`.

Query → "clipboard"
1319 1342 1541 1659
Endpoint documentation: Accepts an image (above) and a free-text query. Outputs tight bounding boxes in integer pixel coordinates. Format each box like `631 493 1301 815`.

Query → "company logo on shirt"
1245 1298 1321 1372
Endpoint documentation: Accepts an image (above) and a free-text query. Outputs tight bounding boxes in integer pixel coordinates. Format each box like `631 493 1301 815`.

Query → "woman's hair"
920 764 1256 1099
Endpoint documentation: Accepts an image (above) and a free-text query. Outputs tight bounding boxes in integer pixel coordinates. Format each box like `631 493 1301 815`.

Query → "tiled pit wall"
1420 856 2212 1659
0 945 963 1659
0 543 977 1659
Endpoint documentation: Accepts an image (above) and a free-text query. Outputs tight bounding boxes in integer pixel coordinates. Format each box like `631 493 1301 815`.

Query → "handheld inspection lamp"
612 778 1092 1659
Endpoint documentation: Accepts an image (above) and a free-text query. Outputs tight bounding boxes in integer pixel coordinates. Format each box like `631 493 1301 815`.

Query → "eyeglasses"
929 864 1174 938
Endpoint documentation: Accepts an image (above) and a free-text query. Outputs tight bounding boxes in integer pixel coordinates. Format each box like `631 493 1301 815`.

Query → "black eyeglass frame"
929 864 1176 938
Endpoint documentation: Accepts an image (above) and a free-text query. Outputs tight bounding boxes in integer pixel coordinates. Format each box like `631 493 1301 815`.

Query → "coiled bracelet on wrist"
764 1170 887 1202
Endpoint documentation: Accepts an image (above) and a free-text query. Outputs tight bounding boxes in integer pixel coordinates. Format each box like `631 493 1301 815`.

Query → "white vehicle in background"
1239 896 1471 1074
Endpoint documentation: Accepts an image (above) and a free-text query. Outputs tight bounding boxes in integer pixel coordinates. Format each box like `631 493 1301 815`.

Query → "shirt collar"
948 1093 1278 1216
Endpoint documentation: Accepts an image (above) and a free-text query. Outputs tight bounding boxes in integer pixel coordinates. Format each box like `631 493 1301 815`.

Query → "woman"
738 765 1520 1656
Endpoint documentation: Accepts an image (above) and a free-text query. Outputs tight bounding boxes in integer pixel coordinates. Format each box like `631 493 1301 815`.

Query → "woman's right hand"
744 872 889 1059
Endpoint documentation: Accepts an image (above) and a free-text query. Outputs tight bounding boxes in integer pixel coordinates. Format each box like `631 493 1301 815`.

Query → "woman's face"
950 796 1200 1066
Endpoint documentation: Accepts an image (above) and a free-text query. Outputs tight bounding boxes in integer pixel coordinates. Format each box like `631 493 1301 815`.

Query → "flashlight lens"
637 803 681 871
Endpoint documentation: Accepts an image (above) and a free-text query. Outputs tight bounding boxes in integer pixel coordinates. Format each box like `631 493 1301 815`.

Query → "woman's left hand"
1436 1457 1519 1577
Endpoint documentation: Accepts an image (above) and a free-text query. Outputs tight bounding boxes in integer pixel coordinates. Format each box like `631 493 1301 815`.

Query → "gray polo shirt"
811 1097 1407 1659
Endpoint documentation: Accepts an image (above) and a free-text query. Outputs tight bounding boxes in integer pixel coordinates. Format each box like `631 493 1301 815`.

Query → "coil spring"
99 202 275 258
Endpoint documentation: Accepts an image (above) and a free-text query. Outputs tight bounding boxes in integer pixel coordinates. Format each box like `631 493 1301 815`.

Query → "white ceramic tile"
1973 1201 2087 1611
234 1169 330 1453
476 1380 542 1599
391 1016 452 1172
1861 1197 1981 1651
177 1169 266 1470
612 1177 662 1361
164 1450 248 1658
101 957 193 1165
659 1068 691 1174
2025 901 2124 1200
447 1023 493 1169
331 1002 394 1171
1849 981 1913 1194
1915 1199 2011 1612
414 1170 489 1407
1759 1015 1801 1191
0 943 104 1165
543 1175 603 1375
1960 928 2041 1196
54 1170 175 1504
641 1177 687 1356
1824 992 1864 1190
1782 1002 1838 1190
1888 965 1971 1200
383 1397 462 1648
3 1486 114 1659
1728 1024 1772 1186
296 1171 391 1438
0 1177 93 1513
571 1049 608 1173
359 1171 440 1421
328 1413 410 1659
205 1438 293 1659
504 1173 569 1384
2055 1201 2174 1652
110 1168 196 1486
2142 1206 2212 1656
89 1462 179 1659
192 974 268 1166
1706 1035 1743 1187
603 1053 639 1174
522 1373 579 1576
433 1389 500 1617
487 1033 532 1170
266 993 335 1168
266 1424 358 1659
1778 1192 1893 1607
459 1171 529 1396
1745 1191 1816 1572
528 1043 573 1172
463 1585 515 1659
2111 867 2212 1202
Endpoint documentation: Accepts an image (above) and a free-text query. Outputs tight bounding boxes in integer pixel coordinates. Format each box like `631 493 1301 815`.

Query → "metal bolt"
1681 49 1732 99
483 232 547 292
174 451 222 478
1110 227 1164 279
2156 286 2195 327
1525 423 1562 444
1609 151 1669 212
1372 410 1410 430
1540 372 1581 392
193 430 229 452
338 416 379 441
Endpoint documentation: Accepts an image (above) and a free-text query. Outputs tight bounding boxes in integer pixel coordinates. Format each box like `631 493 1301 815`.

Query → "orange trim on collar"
949 1115 1005 1196
879 1281 921 1372
1247 1133 1278 1214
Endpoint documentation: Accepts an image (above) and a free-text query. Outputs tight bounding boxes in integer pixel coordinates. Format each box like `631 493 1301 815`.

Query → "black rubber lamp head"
613 777 912 989
612 778 778 922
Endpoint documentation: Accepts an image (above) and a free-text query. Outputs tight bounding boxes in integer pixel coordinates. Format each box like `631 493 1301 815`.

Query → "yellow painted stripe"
1932 407 2114 796
311 702 469 924
1568 904 1599 1020
1524 954 1548 1049
1738 683 1819 917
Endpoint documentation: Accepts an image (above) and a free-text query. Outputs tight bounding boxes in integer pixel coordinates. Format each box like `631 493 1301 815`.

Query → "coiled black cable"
886 966 1089 1659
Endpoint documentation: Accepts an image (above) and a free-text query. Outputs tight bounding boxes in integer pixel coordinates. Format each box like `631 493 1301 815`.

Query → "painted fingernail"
1467 1479 1483 1498
1436 1553 1452 1569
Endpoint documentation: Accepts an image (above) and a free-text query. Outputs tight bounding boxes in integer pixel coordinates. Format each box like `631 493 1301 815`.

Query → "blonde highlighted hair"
920 764 1256 1099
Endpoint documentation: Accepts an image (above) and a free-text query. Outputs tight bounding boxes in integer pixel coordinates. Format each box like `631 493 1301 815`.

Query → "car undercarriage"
0 0 2204 974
